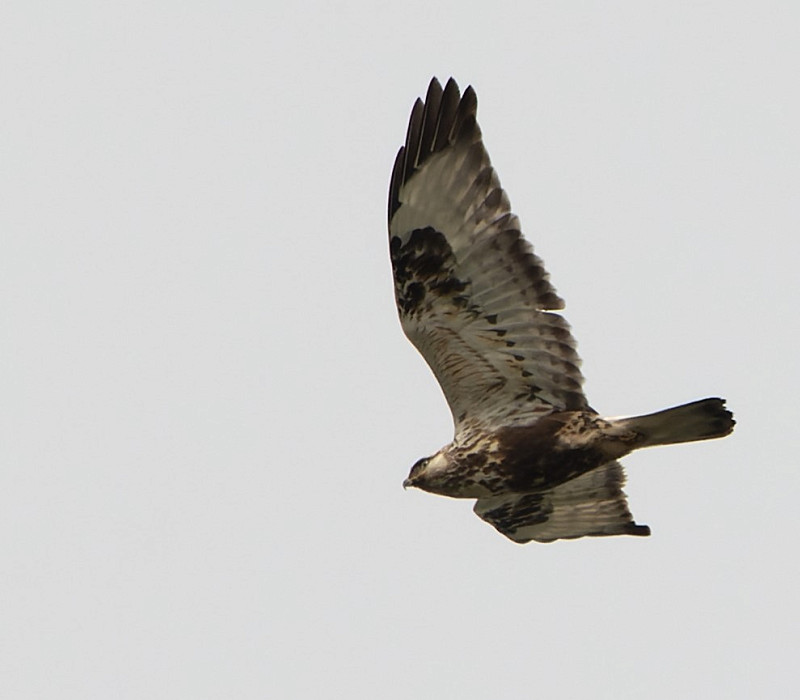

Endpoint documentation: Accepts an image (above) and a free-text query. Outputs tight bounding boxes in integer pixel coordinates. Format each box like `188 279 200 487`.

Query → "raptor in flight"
388 78 734 543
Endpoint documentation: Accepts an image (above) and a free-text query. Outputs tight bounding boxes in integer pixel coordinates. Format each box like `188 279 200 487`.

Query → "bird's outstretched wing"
473 461 651 543
389 78 587 434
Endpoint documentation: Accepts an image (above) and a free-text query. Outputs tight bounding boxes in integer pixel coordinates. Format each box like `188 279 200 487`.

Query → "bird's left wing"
473 461 651 543
388 78 588 434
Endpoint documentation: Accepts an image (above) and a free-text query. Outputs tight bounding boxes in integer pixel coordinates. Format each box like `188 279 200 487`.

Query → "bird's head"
403 450 451 492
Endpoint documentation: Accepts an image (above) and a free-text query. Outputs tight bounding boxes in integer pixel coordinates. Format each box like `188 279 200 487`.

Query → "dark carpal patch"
482 493 552 535
390 227 475 318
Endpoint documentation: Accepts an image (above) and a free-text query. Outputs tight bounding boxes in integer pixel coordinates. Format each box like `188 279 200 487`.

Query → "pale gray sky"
2 2 798 698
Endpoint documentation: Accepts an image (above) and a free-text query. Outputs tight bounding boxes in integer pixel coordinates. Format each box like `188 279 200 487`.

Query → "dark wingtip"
401 98 425 185
389 77 481 223
388 146 405 224
460 84 477 112
426 76 443 96
701 397 736 437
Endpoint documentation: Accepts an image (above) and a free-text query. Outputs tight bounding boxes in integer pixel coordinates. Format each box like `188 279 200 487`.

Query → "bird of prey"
388 77 734 543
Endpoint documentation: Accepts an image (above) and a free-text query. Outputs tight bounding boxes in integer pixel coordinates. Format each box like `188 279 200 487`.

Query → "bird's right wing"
388 78 588 434
473 461 650 543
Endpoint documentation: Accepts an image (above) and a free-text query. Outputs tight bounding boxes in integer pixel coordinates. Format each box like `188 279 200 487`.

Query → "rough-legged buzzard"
388 78 734 543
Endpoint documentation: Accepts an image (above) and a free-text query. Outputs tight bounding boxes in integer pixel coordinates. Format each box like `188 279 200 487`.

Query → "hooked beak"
402 478 413 490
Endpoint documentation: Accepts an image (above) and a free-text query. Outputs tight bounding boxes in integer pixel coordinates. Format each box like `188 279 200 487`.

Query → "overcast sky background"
2 2 798 698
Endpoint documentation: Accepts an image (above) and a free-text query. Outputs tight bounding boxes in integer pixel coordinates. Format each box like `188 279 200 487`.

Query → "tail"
612 398 735 448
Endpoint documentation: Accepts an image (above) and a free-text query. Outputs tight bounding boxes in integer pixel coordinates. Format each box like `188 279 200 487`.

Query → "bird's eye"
411 457 428 474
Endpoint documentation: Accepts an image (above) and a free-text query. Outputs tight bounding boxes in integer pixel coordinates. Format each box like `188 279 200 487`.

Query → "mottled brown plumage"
389 78 734 543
